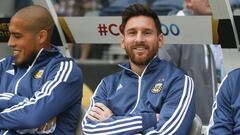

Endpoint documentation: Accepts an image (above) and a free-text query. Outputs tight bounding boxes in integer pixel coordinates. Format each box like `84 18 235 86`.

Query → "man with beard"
0 5 83 135
82 3 195 135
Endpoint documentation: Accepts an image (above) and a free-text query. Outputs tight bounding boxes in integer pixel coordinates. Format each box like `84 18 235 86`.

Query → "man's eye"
144 31 152 35
13 34 21 39
127 31 136 35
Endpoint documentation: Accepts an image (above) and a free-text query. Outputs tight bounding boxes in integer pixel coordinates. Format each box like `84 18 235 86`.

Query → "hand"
156 113 160 122
87 103 113 122
16 117 57 134
37 117 57 132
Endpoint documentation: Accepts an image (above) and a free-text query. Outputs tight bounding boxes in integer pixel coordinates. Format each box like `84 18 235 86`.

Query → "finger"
37 123 47 131
52 117 57 123
42 124 47 131
95 103 109 111
45 122 52 130
46 118 56 130
38 117 57 131
88 110 101 120
87 113 99 122
95 103 113 116
91 106 104 115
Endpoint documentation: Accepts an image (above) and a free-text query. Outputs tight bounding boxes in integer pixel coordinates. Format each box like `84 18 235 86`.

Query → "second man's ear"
120 34 125 49
158 33 164 48
38 29 48 44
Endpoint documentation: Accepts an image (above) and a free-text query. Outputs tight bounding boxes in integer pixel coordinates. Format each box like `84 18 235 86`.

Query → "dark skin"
8 5 56 132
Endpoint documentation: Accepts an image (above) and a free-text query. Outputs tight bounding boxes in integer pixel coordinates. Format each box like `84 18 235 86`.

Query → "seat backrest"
189 114 202 135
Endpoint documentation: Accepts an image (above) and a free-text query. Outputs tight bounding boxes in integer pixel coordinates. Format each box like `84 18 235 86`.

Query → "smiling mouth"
13 50 21 56
133 46 148 52
135 47 145 50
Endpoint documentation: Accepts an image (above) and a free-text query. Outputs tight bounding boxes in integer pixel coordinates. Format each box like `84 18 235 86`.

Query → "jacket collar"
35 45 60 62
118 56 161 76
12 45 60 67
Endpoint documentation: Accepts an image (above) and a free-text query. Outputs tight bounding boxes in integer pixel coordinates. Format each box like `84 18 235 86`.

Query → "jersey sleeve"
0 58 6 89
143 75 195 135
83 75 195 135
0 60 83 129
0 93 26 111
82 79 158 135
206 74 234 135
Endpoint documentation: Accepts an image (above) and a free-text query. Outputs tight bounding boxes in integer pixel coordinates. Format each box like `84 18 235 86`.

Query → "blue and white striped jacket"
206 68 240 135
82 57 195 135
0 46 83 135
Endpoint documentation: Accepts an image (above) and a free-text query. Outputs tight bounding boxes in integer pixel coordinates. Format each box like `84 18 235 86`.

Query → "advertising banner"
62 16 213 45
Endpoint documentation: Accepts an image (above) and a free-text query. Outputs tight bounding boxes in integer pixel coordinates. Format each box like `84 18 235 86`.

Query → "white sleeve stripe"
84 116 142 127
42 62 65 95
0 93 14 98
167 76 194 134
44 61 69 95
159 75 190 132
1 61 72 113
36 61 69 97
82 80 104 126
0 97 11 100
1 61 65 112
3 130 9 135
82 80 143 134
45 61 70 95
84 121 142 132
205 74 229 135
0 58 6 63
64 61 73 82
37 81 51 97
146 75 194 135
84 126 143 135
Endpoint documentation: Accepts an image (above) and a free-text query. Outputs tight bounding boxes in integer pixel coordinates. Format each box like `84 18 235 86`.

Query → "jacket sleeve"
0 60 83 129
0 93 26 111
143 75 195 135
82 80 158 135
206 74 234 135
0 58 6 89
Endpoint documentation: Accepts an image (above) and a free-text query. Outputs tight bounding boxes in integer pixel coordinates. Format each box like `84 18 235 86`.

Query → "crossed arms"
82 75 195 135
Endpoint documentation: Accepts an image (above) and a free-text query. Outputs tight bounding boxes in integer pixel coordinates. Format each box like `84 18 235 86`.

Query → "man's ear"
120 33 125 49
158 33 164 48
38 29 48 44
185 0 193 9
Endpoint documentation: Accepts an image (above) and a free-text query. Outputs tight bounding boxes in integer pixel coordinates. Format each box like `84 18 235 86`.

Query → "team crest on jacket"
34 70 44 79
151 80 164 94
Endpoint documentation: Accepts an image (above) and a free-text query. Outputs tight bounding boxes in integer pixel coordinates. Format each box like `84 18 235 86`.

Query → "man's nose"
8 36 15 47
135 33 145 43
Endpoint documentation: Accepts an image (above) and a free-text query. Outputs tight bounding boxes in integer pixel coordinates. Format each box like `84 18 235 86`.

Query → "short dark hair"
120 3 162 34
14 5 54 39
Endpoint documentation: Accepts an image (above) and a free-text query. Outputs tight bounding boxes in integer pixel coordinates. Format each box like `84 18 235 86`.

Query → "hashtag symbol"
97 24 108 36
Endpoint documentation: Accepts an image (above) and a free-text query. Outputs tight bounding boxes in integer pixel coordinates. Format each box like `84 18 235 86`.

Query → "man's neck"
130 63 147 76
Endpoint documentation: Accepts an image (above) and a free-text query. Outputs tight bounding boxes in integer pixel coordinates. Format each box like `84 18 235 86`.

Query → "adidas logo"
116 84 123 91
6 69 15 75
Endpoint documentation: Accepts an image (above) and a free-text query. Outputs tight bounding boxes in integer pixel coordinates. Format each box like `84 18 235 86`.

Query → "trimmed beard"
125 48 156 66
15 52 37 68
